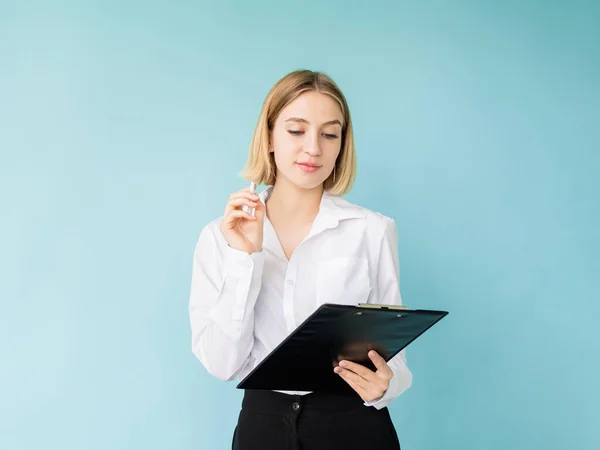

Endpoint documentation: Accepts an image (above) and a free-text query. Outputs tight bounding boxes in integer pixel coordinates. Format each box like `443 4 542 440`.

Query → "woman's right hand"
219 186 265 255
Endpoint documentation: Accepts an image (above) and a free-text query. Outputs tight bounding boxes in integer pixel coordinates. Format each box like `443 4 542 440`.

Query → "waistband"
241 389 366 417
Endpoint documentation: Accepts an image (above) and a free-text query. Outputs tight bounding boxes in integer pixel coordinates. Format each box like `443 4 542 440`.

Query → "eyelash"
287 130 339 140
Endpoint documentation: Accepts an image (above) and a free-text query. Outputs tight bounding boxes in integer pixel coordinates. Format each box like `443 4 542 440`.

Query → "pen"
249 181 256 217
242 181 257 217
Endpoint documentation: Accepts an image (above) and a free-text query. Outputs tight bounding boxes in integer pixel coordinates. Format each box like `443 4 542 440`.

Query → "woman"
189 69 412 449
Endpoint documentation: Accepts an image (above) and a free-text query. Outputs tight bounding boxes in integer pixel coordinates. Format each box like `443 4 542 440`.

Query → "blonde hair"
240 69 356 196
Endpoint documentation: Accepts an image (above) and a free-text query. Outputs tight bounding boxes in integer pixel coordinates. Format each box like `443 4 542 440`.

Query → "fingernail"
339 361 347 368
334 367 340 374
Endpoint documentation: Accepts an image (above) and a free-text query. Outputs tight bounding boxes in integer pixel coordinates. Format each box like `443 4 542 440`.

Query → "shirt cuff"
363 390 392 410
224 245 264 277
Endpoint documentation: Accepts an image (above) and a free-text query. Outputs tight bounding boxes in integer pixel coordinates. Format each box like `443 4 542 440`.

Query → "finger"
335 366 368 392
340 375 369 400
338 360 376 382
337 366 387 402
222 210 256 229
224 195 261 216
225 197 259 214
335 366 368 389
237 197 265 221
335 367 387 403
229 191 260 203
248 196 265 217
368 350 392 377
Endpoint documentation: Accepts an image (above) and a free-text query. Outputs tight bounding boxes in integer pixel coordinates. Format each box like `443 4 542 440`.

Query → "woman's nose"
303 133 321 156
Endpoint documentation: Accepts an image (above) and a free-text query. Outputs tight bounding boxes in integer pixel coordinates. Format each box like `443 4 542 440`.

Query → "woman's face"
270 91 344 191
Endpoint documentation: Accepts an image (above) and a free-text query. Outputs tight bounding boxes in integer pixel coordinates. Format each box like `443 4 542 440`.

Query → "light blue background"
1 1 598 449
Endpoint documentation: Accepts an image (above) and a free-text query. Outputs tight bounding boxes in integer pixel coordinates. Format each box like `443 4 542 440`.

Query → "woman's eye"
287 130 338 139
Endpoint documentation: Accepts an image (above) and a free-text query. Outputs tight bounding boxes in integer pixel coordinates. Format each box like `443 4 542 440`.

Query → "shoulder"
195 217 226 248
335 195 396 234
204 216 224 232
334 197 399 263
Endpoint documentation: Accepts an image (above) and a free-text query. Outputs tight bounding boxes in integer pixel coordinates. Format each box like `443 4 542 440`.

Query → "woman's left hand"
334 350 393 403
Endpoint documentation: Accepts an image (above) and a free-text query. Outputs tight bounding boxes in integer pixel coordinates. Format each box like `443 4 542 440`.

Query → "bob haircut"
240 69 356 196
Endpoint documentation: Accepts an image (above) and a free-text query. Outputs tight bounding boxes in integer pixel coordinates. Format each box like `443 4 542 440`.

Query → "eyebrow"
284 117 342 127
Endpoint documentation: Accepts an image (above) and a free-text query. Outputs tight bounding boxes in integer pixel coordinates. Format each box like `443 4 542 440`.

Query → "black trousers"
232 390 401 450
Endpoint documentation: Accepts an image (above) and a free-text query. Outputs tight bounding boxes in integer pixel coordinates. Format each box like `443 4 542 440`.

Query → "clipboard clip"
357 303 408 311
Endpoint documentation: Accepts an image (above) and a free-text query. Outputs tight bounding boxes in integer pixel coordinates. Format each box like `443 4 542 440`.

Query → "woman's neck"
266 180 324 225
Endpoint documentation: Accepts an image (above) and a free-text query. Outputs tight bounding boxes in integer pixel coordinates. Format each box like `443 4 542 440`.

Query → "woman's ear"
267 132 273 153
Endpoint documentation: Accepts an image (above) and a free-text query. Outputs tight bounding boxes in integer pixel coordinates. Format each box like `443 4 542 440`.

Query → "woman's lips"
297 163 320 173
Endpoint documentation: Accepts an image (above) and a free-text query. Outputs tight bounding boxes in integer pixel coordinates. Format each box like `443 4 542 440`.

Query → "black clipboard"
236 303 448 394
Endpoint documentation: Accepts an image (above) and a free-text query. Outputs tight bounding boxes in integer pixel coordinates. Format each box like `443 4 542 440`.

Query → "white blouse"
188 186 412 410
